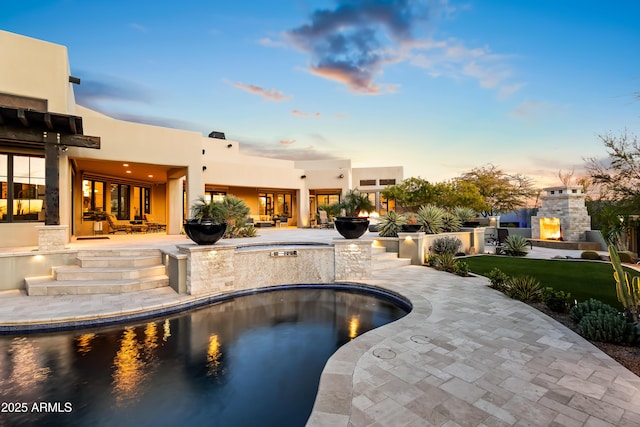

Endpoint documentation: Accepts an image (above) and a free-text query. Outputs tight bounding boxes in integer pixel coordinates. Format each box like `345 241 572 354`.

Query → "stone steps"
25 275 169 296
25 248 169 296
371 246 411 270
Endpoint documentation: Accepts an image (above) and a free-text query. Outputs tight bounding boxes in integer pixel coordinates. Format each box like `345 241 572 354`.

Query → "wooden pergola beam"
17 109 29 127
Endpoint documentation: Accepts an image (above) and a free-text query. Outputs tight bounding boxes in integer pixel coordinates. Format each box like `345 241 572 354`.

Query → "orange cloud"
292 110 321 117
232 82 292 102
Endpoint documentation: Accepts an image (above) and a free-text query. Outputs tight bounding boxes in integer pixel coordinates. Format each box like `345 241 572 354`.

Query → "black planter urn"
334 217 370 239
184 220 227 245
401 223 422 232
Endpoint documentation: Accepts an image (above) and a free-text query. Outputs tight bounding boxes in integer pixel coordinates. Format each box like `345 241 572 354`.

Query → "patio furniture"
488 228 533 249
318 211 333 229
130 221 148 233
106 214 132 234
144 214 166 232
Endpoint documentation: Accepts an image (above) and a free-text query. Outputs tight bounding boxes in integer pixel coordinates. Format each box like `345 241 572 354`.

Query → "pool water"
0 287 408 427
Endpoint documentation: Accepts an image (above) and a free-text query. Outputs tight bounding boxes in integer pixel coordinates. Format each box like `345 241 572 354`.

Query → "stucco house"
0 30 402 248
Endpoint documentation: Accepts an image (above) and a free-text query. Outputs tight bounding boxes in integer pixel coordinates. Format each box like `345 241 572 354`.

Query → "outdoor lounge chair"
144 214 166 232
106 214 132 234
318 210 333 229
488 228 533 249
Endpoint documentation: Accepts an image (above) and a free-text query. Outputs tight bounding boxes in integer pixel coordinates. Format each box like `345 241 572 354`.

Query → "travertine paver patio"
309 265 640 426
1 229 639 425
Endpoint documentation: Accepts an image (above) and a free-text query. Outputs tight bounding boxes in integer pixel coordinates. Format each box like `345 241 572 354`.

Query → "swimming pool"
0 286 409 426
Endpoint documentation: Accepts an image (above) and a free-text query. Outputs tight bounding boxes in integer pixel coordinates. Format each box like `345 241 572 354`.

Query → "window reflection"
0 154 45 222
2 337 51 396
206 334 223 377
348 316 360 340
112 327 143 405
75 333 96 355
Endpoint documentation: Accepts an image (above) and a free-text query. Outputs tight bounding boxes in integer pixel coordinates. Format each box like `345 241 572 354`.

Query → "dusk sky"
3 0 639 186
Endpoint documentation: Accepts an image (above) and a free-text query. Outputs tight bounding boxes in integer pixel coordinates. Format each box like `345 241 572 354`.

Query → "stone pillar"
298 188 310 228
36 225 68 251
178 244 235 295
334 239 372 281
398 232 425 265
167 176 184 236
471 227 486 254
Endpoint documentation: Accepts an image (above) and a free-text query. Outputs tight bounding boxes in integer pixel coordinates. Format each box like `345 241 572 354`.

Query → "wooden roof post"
44 132 60 225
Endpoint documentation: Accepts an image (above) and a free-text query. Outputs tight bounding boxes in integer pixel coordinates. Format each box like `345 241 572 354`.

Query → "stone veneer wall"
531 186 591 241
334 239 372 281
36 225 68 251
179 241 369 296
233 247 334 290
179 245 235 296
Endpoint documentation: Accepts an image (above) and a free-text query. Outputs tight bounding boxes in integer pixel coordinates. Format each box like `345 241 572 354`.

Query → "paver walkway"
1 229 639 425
309 266 640 426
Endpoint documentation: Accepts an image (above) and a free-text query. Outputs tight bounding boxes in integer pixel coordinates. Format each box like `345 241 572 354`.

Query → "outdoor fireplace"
531 186 591 241
539 217 561 240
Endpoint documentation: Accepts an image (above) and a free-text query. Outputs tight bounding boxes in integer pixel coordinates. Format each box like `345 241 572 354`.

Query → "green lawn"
463 256 625 309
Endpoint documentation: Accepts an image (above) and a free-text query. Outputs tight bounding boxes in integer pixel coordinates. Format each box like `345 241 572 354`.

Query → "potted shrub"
184 196 228 245
401 212 421 232
334 189 374 239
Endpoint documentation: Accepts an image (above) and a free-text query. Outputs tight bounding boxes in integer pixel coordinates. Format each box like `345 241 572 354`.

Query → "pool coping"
0 282 411 334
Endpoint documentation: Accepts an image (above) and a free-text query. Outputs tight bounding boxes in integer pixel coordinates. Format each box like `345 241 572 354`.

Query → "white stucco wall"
0 30 73 114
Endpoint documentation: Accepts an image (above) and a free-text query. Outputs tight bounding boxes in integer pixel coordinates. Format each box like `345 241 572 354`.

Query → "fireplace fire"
531 185 591 242
539 217 561 240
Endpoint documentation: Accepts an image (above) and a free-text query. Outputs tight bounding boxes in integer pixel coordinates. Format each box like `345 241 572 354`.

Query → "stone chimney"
531 186 591 241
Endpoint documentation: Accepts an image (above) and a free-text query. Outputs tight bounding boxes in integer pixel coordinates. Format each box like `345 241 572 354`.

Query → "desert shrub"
570 298 619 323
377 211 406 237
426 253 438 268
577 310 637 345
618 251 637 263
225 223 257 238
432 253 456 273
542 287 574 313
501 235 530 257
222 195 250 224
580 251 601 260
454 260 470 277
486 268 509 291
432 236 462 255
504 275 543 302
416 204 444 234
453 206 476 223
441 211 462 233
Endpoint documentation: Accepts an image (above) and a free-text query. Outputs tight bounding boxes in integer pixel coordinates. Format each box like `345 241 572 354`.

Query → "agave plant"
441 211 463 232
377 211 407 237
500 235 530 256
416 204 444 234
453 206 476 223
505 275 543 302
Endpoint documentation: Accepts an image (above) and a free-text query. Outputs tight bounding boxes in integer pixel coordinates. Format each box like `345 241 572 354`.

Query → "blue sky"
3 0 639 186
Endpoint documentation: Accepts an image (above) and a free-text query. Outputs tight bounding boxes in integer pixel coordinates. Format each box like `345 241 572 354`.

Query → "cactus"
608 245 640 323
577 310 637 345
570 298 619 323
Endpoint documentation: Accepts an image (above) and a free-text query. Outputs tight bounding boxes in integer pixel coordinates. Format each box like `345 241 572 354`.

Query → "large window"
205 191 225 203
133 186 151 220
82 179 105 219
110 183 130 220
380 194 396 214
0 154 45 222
316 194 340 208
259 192 293 217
